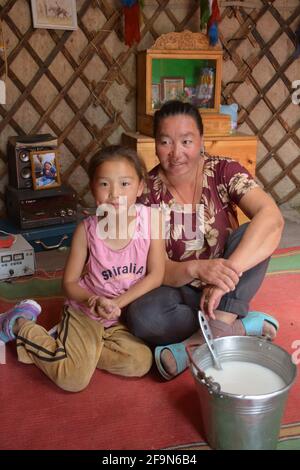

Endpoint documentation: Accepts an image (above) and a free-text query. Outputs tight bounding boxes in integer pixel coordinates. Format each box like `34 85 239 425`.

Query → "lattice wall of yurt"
0 0 300 216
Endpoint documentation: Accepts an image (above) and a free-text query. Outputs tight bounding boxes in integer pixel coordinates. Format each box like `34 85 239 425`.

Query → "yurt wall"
0 0 300 216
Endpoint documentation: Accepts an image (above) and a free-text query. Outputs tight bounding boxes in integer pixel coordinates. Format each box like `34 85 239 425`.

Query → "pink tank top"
66 204 151 327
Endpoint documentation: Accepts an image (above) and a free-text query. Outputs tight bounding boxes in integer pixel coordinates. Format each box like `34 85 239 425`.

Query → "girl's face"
155 114 203 177
91 158 144 211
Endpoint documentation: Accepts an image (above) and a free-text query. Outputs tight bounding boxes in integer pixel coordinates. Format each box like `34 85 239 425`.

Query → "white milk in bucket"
204 361 286 395
188 336 297 450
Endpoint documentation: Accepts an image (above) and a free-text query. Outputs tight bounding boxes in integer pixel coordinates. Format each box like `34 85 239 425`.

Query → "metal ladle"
198 310 223 370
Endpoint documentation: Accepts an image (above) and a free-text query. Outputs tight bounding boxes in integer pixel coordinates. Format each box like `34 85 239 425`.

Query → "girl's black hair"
88 145 147 182
153 100 203 137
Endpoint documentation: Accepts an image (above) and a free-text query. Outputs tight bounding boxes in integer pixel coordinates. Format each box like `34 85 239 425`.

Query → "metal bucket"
187 336 297 450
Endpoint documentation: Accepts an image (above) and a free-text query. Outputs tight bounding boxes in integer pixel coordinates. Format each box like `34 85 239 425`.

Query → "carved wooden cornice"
150 30 222 51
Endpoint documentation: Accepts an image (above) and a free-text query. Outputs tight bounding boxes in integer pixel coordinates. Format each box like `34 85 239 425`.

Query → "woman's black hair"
153 100 203 137
88 145 147 182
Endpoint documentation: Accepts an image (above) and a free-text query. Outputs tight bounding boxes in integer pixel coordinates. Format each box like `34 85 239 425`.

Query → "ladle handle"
198 310 222 370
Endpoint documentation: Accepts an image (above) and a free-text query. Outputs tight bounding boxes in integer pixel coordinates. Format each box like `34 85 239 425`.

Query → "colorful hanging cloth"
207 0 221 46
122 1 141 47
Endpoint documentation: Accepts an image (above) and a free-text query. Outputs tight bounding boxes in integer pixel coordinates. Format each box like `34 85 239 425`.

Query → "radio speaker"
7 134 57 190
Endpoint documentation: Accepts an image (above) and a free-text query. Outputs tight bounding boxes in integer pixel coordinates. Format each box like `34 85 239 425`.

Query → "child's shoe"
0 300 41 343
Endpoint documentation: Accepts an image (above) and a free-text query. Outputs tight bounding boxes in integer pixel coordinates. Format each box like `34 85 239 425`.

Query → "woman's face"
155 114 203 177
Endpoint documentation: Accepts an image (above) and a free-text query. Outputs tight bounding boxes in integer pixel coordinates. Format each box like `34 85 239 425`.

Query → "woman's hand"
200 286 226 319
189 258 240 291
87 295 121 321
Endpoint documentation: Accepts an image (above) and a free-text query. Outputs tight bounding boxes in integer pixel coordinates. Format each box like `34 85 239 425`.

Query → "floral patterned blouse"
139 154 258 286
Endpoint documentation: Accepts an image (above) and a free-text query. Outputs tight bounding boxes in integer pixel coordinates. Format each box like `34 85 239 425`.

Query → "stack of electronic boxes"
3 134 78 253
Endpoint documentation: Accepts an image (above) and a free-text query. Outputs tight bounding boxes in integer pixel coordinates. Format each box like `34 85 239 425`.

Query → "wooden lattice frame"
219 1 300 204
0 0 200 214
0 0 300 216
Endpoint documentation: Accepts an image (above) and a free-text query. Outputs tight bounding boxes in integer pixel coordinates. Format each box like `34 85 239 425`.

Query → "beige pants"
16 306 153 392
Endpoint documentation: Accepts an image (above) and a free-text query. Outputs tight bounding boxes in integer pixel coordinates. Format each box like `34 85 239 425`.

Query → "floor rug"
0 248 299 450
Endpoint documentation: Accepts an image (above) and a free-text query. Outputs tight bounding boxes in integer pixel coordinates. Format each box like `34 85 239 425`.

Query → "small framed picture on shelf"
152 83 160 102
161 77 185 101
31 0 78 31
30 149 61 191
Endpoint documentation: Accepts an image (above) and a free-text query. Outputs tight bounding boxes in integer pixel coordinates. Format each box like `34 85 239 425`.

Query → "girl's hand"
99 298 121 320
200 286 226 319
87 296 121 320
87 295 99 309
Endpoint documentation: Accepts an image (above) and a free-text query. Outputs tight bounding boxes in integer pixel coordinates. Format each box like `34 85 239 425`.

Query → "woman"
125 100 284 380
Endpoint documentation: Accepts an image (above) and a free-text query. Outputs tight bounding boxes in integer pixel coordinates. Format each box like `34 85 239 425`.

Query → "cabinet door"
138 143 159 171
204 138 258 224
122 133 159 170
204 139 257 176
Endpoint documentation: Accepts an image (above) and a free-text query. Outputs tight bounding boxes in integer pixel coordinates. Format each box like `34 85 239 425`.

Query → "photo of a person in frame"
31 151 61 190
42 160 57 181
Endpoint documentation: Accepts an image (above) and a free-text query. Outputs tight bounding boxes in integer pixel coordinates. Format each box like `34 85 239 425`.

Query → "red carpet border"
0 248 299 450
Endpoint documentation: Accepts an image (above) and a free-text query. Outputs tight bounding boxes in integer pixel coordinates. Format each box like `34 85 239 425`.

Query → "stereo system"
6 134 78 230
7 134 58 190
6 185 78 229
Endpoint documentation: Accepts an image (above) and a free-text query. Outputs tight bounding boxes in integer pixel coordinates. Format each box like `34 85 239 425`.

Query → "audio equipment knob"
67 209 73 216
60 209 66 217
9 269 14 276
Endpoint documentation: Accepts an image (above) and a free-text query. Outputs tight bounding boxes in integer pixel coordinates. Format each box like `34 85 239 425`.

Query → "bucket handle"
186 343 221 394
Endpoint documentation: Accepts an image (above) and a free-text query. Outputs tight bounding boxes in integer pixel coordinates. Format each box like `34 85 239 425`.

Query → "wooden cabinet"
122 132 257 175
122 132 159 171
205 134 257 176
122 131 258 224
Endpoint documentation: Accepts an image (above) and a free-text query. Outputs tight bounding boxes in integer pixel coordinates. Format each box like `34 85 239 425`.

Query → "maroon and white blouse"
139 154 258 286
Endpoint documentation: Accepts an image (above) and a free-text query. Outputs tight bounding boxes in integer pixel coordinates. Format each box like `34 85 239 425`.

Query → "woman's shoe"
155 342 188 380
241 311 279 339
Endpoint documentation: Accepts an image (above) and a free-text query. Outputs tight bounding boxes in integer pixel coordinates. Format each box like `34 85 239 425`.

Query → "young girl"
0 145 165 392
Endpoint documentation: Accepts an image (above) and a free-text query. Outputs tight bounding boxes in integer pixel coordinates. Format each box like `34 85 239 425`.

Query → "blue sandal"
155 342 188 380
241 311 279 338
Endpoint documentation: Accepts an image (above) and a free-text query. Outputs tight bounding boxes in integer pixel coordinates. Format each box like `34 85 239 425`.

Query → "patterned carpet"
0 247 299 450
168 246 300 450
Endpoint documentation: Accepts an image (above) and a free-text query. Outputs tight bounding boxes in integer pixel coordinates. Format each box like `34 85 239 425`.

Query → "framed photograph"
152 83 160 102
31 0 78 31
161 77 185 101
30 149 61 191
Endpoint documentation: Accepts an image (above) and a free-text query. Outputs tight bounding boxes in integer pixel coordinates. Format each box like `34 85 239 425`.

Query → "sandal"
241 311 279 339
155 342 188 380
0 300 41 343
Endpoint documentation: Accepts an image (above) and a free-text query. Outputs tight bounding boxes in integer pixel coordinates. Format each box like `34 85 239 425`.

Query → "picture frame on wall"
30 149 61 190
31 0 78 31
161 77 185 102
